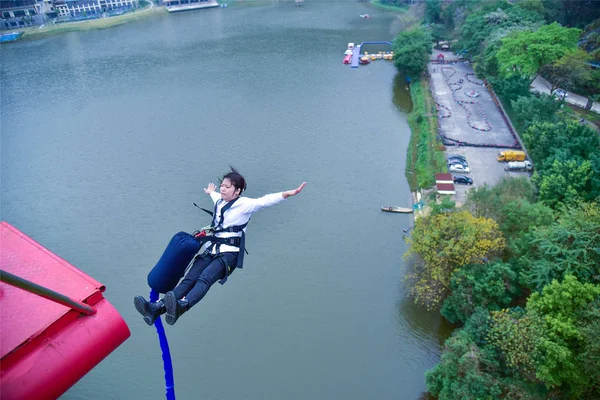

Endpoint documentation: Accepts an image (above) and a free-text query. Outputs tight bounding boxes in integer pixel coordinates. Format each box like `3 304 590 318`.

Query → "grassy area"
369 1 408 12
405 78 447 191
19 6 166 40
563 104 600 128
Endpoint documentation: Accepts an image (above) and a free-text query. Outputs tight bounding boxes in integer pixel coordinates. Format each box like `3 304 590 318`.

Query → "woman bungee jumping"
134 167 306 325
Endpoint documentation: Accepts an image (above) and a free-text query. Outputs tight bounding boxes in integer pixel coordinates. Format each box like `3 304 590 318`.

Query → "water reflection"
392 72 413 114
396 286 453 353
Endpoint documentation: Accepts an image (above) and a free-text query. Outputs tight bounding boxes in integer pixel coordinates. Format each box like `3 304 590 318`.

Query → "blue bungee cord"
150 289 176 400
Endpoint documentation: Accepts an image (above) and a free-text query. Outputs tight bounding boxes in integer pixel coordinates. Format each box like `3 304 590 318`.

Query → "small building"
435 173 453 184
1 0 40 29
436 182 455 195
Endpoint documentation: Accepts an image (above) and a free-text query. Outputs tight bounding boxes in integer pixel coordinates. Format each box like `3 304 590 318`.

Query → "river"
0 2 449 399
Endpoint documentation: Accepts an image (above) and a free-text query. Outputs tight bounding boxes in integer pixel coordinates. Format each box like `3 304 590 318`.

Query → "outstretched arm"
282 182 306 199
204 183 217 195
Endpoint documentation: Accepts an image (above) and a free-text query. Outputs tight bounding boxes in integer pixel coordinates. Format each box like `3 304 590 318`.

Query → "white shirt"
205 191 286 253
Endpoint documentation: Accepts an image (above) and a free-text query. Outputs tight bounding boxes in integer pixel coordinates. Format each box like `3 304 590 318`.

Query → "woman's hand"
204 183 217 194
282 182 306 199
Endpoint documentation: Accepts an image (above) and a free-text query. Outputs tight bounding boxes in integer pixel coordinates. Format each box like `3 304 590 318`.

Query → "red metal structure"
0 222 130 400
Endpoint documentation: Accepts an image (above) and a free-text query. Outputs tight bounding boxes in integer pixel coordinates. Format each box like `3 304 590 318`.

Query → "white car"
552 89 568 100
449 164 471 173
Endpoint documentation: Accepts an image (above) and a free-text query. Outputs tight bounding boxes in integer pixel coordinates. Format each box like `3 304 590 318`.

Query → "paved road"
530 75 600 113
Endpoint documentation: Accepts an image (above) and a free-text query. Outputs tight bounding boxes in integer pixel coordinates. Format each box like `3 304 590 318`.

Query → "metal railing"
0 269 96 315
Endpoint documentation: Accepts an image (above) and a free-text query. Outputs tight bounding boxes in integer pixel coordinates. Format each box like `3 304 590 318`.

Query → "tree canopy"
405 211 505 310
496 22 581 81
392 27 433 77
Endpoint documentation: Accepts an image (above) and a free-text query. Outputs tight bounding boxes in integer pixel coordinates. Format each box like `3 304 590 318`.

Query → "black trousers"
172 252 238 307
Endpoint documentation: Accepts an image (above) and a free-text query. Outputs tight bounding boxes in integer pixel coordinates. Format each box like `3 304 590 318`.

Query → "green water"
0 2 449 399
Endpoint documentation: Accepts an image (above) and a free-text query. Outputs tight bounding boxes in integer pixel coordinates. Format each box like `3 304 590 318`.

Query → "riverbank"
17 6 166 41
405 78 446 191
369 0 408 13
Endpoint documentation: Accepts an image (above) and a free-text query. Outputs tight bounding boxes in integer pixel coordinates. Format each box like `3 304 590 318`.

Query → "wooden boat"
381 206 413 213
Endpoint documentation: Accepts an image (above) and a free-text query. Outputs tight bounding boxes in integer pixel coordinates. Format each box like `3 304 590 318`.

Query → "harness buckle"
193 226 215 239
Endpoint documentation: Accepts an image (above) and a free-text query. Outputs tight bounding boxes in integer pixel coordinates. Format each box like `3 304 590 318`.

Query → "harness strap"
200 197 250 278
211 197 240 229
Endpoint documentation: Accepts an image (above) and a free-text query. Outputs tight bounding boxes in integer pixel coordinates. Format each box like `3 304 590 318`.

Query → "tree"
404 211 506 310
456 3 543 58
429 195 456 215
511 94 561 130
464 177 553 242
498 199 554 241
441 262 520 324
486 75 531 103
516 0 544 16
425 0 442 24
426 329 505 400
496 22 581 81
522 120 600 203
427 308 547 400
517 202 600 290
577 299 600 398
542 0 600 29
525 275 600 394
392 27 433 77
487 308 546 381
532 157 592 208
542 49 593 93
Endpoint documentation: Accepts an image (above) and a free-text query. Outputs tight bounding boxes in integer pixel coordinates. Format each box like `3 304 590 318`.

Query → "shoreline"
15 6 167 41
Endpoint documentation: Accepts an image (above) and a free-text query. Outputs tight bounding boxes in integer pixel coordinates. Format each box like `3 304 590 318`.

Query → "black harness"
193 197 249 271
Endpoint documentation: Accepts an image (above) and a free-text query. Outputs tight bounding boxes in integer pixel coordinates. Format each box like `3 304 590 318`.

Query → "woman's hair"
222 166 247 194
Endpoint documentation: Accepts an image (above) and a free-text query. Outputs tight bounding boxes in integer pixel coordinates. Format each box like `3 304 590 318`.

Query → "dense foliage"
496 23 581 81
404 211 505 310
392 27 433 77
396 3 600 398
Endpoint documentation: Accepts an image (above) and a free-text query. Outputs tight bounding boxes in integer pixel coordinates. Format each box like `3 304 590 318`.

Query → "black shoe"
134 296 166 326
164 291 190 326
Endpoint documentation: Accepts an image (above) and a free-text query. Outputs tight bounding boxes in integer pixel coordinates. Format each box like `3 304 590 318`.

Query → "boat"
343 54 352 64
0 222 130 399
165 0 219 12
359 56 370 65
381 206 413 213
383 52 393 60
0 32 24 44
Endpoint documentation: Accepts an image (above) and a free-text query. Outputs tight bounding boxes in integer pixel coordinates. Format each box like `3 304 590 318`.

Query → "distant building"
54 0 139 18
1 0 139 29
1 0 40 29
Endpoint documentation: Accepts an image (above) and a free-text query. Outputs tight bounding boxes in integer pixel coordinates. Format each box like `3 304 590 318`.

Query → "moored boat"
0 32 24 44
381 206 413 213
165 0 219 12
359 56 370 65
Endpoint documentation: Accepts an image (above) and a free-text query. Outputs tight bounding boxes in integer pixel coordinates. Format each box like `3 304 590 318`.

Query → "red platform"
0 222 130 400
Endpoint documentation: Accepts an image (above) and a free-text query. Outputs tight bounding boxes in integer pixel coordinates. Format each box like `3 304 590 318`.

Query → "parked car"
449 164 471 173
552 88 568 100
453 175 473 185
446 154 467 162
448 158 469 167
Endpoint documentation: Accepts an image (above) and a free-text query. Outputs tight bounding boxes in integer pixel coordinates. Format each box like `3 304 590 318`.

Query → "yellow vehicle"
497 150 526 162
